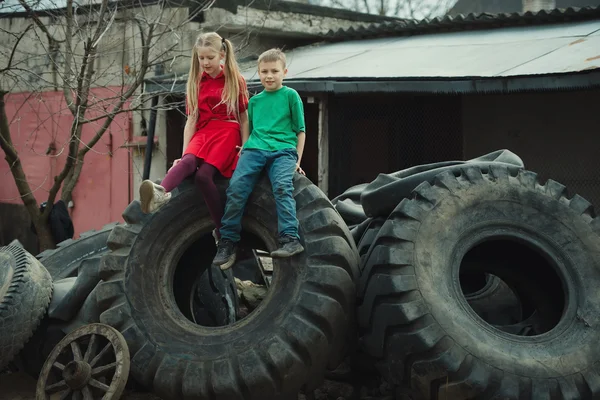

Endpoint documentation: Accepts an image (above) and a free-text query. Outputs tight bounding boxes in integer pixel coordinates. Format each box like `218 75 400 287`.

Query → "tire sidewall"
125 178 313 360
414 173 600 378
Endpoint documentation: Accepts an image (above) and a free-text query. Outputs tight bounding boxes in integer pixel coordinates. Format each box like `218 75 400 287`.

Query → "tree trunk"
0 91 56 251
33 214 56 251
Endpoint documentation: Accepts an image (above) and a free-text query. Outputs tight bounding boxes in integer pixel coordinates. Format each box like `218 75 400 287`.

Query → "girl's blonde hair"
186 32 248 119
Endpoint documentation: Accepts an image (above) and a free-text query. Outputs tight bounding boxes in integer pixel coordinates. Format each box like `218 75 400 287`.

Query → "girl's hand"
296 163 305 175
169 158 181 172
236 145 242 157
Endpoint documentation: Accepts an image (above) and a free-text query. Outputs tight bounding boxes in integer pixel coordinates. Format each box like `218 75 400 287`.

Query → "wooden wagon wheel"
36 323 130 400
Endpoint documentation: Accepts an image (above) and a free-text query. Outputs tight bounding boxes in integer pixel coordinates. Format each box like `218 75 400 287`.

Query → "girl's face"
197 46 224 77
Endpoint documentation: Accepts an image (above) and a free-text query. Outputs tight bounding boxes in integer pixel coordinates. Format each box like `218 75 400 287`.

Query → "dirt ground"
0 371 162 400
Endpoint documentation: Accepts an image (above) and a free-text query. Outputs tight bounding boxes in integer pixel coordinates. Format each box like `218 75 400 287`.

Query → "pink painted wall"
0 88 132 237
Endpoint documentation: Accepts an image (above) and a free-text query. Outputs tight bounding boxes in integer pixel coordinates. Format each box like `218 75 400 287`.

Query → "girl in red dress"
139 32 249 241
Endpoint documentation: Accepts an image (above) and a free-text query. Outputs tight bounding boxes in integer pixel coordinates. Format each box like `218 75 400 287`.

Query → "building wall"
462 88 600 206
0 5 195 93
322 88 599 207
326 93 463 197
0 1 394 230
0 88 131 242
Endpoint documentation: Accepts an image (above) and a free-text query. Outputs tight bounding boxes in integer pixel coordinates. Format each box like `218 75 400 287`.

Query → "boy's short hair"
258 48 287 69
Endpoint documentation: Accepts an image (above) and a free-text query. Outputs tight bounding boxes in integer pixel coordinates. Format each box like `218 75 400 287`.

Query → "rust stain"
585 55 600 62
569 38 586 45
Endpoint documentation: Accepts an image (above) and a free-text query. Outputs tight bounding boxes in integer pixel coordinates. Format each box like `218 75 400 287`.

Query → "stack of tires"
0 243 52 370
336 151 600 399
92 175 359 399
16 148 600 400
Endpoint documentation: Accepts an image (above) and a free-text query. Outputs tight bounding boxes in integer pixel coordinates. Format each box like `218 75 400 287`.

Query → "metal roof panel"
241 20 600 81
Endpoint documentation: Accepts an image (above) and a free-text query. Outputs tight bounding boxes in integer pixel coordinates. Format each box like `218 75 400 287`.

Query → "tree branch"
0 91 41 223
63 0 76 114
0 24 34 74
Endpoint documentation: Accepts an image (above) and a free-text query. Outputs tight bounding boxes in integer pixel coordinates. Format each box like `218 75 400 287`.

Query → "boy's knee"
272 181 293 197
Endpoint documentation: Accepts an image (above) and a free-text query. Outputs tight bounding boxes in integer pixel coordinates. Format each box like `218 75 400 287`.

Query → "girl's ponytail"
222 38 248 119
185 46 201 117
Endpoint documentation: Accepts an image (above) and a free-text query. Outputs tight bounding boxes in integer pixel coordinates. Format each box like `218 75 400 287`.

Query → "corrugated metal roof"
324 5 600 40
241 19 600 83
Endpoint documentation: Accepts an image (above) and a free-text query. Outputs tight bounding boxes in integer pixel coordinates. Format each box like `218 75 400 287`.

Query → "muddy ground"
0 372 161 400
0 367 395 400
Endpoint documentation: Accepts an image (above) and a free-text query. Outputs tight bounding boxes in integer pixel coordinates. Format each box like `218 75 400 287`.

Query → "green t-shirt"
244 86 305 151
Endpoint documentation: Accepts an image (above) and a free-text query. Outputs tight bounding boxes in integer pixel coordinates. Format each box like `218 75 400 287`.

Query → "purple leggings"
161 154 223 235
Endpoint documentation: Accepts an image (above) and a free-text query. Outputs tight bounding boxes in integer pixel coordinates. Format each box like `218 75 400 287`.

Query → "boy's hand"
296 163 305 175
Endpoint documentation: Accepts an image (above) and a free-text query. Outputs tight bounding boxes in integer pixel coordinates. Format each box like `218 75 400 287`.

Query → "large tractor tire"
37 223 118 280
96 175 359 400
0 244 53 369
355 216 521 326
358 165 600 399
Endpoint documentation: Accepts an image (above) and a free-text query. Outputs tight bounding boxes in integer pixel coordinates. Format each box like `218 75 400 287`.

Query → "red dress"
184 69 248 178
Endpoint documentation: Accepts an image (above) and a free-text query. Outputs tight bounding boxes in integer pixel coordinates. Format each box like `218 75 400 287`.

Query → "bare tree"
314 0 457 18
0 0 212 250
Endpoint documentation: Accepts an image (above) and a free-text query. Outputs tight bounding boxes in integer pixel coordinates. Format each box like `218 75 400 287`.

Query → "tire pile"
333 150 600 400
2 149 600 400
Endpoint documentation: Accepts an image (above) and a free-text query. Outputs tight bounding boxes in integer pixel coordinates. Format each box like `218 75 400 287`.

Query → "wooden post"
317 95 329 196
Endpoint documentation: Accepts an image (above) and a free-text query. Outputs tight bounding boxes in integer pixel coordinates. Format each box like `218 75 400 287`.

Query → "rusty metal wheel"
36 323 130 400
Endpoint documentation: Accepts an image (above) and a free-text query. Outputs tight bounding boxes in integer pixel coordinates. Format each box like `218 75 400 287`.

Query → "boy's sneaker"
140 180 171 214
212 229 220 245
271 236 304 258
213 239 237 270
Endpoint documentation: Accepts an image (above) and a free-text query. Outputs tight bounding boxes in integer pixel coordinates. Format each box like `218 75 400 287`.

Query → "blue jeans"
220 148 299 243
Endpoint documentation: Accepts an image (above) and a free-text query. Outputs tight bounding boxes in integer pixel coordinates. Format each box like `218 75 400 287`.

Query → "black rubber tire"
0 244 53 369
37 222 118 280
458 272 522 326
96 175 359 400
358 165 600 399
15 316 66 378
355 218 385 265
190 265 239 326
356 218 522 326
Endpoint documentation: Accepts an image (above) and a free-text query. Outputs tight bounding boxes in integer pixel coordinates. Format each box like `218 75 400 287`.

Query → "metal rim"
36 323 130 400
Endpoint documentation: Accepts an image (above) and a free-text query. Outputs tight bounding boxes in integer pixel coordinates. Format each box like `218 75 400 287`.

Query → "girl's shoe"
139 180 171 214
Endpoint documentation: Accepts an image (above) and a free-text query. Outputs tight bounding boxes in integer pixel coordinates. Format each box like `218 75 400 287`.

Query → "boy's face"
258 60 287 91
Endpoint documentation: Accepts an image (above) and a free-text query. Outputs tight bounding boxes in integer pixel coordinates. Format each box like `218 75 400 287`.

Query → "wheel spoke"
92 362 117 377
82 386 94 400
58 389 72 400
53 361 65 371
88 378 110 392
45 380 68 393
89 342 111 367
71 340 83 361
83 333 97 363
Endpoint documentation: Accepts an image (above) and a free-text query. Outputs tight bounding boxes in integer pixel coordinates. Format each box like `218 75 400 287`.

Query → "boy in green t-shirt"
213 48 306 270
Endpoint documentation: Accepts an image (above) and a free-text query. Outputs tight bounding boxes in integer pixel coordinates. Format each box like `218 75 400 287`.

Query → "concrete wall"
462 89 600 206
0 5 195 92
